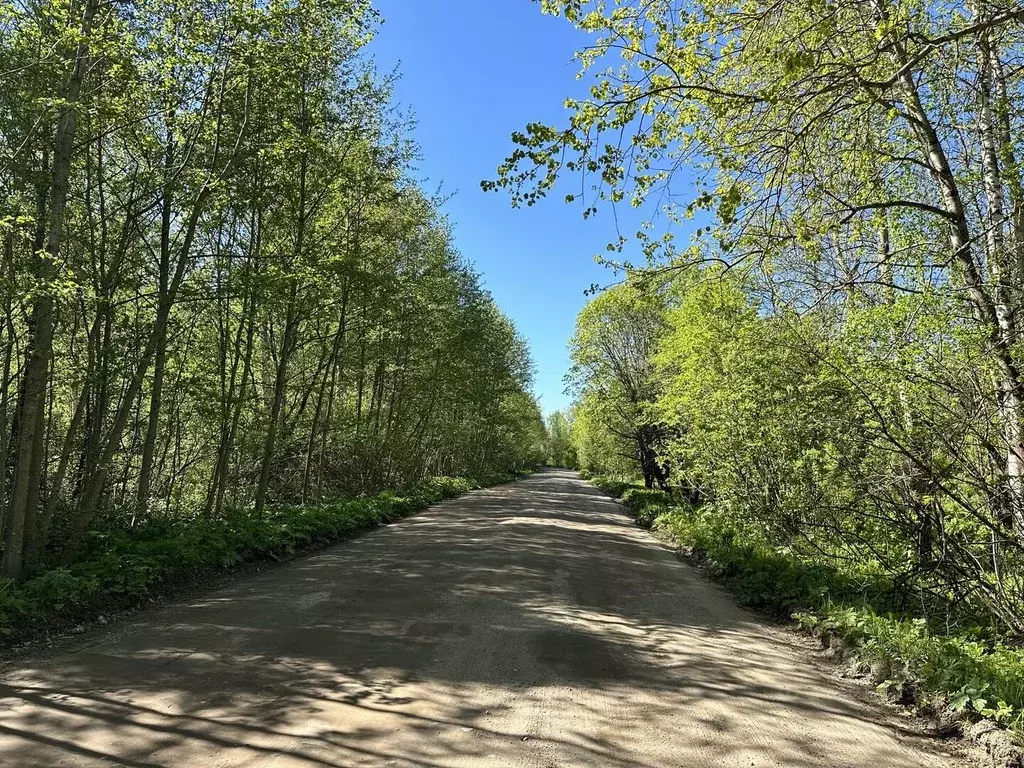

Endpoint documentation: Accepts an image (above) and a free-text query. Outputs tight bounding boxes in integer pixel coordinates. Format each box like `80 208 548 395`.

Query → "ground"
0 470 965 767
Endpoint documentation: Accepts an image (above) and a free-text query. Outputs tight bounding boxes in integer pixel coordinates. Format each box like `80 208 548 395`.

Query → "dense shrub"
619 487 675 528
590 476 637 502
796 608 1024 734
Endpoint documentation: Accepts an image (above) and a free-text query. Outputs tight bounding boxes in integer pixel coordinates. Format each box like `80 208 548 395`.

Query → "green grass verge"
0 472 524 649
591 474 1024 738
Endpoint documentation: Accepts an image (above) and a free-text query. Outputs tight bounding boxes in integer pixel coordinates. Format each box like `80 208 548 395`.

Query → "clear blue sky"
367 0 654 416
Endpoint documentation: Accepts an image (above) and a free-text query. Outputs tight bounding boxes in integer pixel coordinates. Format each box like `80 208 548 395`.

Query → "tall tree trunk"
135 122 175 517
65 188 211 561
315 285 349 498
254 284 298 516
35 375 88 556
302 289 348 503
876 0 1024 537
211 290 258 516
0 234 17 543
205 200 261 516
254 68 309 515
4 0 97 579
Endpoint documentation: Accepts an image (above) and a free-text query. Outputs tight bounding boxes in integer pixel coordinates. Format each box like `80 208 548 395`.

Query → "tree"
0 0 543 578
567 276 671 488
545 411 577 468
501 1 1024 631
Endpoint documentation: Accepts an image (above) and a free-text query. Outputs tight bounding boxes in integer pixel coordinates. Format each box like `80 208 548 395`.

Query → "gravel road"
0 470 964 767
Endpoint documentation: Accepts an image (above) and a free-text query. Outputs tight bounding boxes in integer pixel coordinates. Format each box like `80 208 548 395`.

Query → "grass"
591 474 1024 739
0 472 523 650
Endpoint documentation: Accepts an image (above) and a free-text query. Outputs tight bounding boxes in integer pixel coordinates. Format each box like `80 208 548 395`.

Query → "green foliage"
0 474 498 645
544 411 578 468
0 0 547 580
654 506 883 610
620 487 674 528
589 475 637 500
507 0 1024 740
568 266 1024 630
506 0 1024 634
568 276 673 487
796 608 1024 734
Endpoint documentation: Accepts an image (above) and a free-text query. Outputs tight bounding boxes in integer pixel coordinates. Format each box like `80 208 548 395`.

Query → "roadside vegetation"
488 0 1024 745
0 474 525 646
0 1 546 641
597 474 1024 737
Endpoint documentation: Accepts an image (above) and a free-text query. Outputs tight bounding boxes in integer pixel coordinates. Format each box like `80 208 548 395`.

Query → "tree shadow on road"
0 471 960 767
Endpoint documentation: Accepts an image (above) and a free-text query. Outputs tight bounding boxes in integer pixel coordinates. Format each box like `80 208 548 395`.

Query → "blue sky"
367 0 654 416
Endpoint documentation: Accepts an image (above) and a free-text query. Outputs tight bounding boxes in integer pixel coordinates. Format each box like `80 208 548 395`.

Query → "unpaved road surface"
0 470 963 767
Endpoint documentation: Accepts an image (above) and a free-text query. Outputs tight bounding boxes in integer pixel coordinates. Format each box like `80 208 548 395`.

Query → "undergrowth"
591 474 1024 739
0 472 520 649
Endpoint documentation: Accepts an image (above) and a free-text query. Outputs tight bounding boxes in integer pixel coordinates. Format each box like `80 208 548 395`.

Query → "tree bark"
135 121 175 517
876 0 1024 536
254 283 298 516
4 0 98 579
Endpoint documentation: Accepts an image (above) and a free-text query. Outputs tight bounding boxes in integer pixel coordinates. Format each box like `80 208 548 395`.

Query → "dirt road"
0 470 962 767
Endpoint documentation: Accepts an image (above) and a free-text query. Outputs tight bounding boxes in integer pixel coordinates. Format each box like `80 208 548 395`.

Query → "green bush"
796 608 1024 734
619 487 675 528
653 505 882 610
591 475 641 503
0 473 493 647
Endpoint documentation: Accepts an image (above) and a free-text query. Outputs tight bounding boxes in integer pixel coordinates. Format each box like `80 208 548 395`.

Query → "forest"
505 0 1024 736
0 0 546 634
6 0 1024 755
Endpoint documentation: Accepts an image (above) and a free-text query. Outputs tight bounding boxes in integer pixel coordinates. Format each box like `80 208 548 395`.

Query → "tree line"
493 0 1024 634
0 0 545 580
